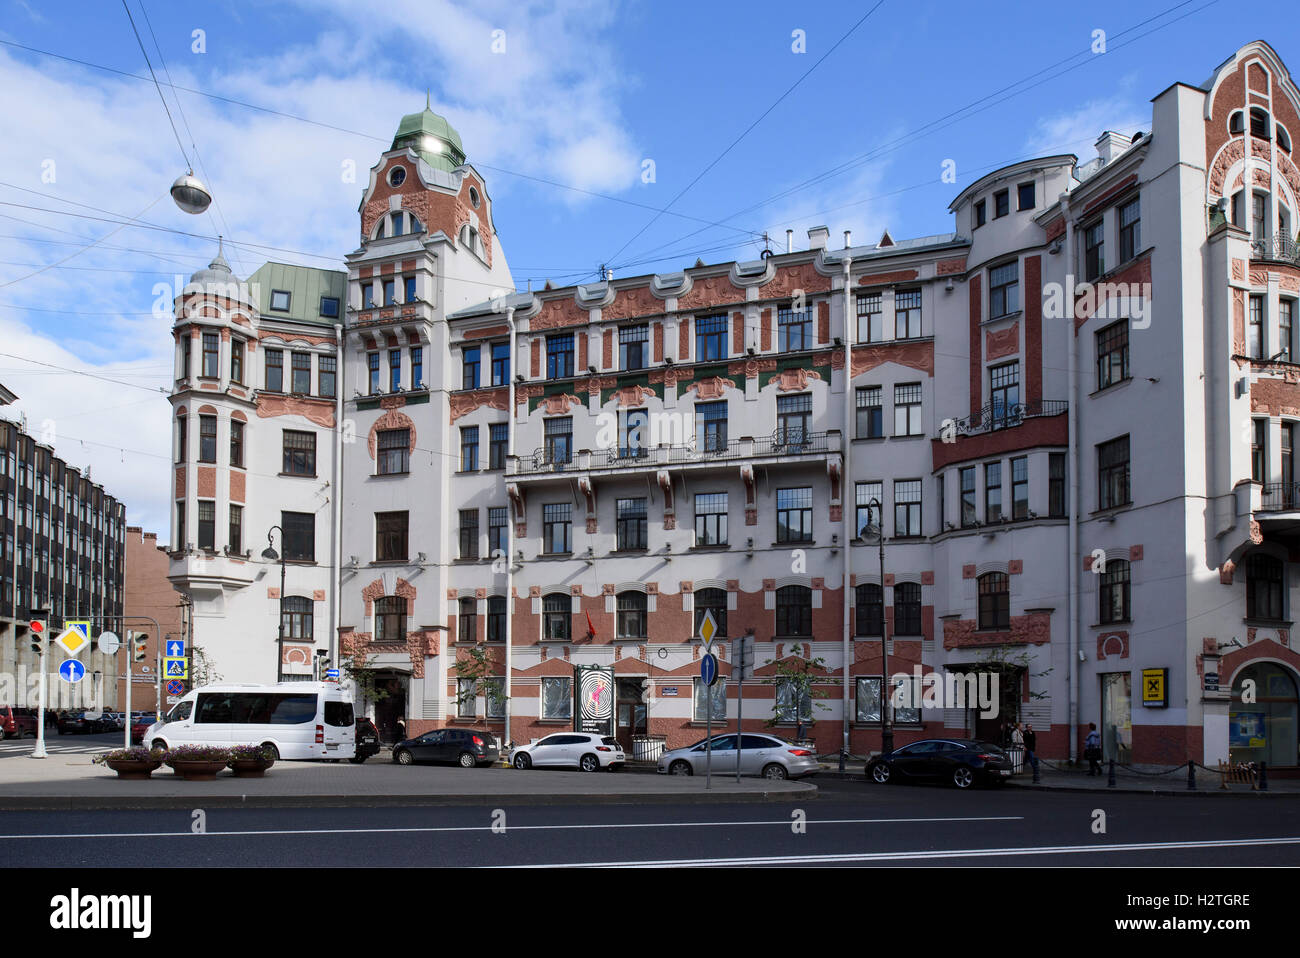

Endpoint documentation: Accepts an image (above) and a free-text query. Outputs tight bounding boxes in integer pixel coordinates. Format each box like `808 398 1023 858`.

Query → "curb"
1003 781 1300 797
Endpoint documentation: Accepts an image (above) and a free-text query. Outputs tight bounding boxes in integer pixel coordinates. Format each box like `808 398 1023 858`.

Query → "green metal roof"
248 262 346 327
392 104 466 173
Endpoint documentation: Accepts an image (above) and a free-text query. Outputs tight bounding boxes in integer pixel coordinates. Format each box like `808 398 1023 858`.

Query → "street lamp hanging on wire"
170 171 212 214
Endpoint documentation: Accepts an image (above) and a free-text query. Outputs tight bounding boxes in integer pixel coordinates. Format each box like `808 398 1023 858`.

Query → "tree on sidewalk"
763 642 830 742
454 643 507 720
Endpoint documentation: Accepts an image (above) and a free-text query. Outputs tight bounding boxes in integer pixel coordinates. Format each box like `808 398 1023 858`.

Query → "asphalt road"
2 775 1297 867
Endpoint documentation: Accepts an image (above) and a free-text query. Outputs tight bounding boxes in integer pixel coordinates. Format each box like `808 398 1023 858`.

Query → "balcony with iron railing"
1259 482 1300 513
1250 234 1300 265
510 429 837 478
944 400 1069 438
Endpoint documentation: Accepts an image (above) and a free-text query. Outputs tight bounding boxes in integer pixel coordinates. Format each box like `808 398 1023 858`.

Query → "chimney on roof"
786 229 794 253
1095 130 1133 165
143 532 157 542
807 226 829 251
844 230 852 249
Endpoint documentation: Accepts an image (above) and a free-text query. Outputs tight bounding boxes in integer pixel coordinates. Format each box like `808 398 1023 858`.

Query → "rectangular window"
202 332 220 378
458 597 477 642
856 386 883 438
616 498 648 551
1253 419 1267 483
1249 296 1265 359
544 416 572 465
318 355 336 399
282 512 314 562
375 511 408 562
960 466 977 528
176 417 186 463
229 420 244 468
543 502 572 554
989 262 1019 318
181 335 191 380
893 383 922 436
994 188 1009 218
487 596 507 642
265 349 283 392
776 486 813 543
693 678 726 722
404 276 416 304
1084 220 1105 282
985 461 1002 523
1098 435 1131 510
488 506 508 556
547 334 574 379
367 352 380 395
776 393 812 445
230 340 244 385
377 428 409 475
696 401 728 453
1284 423 1296 505
388 349 401 392
1096 321 1129 389
228 504 242 554
460 426 479 472
490 342 510 386
291 352 311 395
1281 300 1295 363
620 408 648 459
198 415 217 463
894 289 922 339
1017 182 1035 211
694 492 728 546
936 475 945 531
197 500 215 551
270 289 291 311
894 479 922 537
319 296 339 319
363 284 375 309
283 430 316 476
457 678 475 719
695 315 728 361
973 199 986 229
383 279 396 307
1119 197 1140 262
856 292 883 343
989 362 1020 428
855 481 882 538
1049 452 1066 517
619 324 648 370
463 346 481 389
778 305 812 351
410 347 423 389
459 509 479 560
489 422 508 470
542 677 572 719
1011 456 1029 519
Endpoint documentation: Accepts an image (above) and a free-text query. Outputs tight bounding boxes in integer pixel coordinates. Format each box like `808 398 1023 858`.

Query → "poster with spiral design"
575 665 615 735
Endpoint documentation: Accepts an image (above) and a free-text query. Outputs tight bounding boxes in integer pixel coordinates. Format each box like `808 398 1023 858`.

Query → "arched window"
977 573 1010 630
542 592 570 640
894 582 922 636
281 595 313 640
775 585 812 637
1230 110 1244 135
1251 107 1271 140
617 590 647 638
694 588 727 638
1279 124 1293 154
373 211 423 241
374 596 406 642
1100 559 1131 624
855 584 882 637
1247 553 1285 621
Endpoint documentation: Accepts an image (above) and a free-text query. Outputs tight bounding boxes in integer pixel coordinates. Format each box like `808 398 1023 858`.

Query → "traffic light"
28 619 45 654
131 632 149 662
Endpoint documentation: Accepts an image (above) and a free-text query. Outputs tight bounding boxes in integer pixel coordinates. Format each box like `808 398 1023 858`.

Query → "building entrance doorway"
372 673 409 744
1101 672 1132 764
1231 662 1299 767
616 678 647 754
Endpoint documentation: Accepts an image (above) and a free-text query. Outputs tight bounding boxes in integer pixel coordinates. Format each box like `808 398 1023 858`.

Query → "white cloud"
1022 92 1149 162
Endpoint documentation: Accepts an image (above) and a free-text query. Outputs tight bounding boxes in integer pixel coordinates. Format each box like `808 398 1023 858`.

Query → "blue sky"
0 0 1295 530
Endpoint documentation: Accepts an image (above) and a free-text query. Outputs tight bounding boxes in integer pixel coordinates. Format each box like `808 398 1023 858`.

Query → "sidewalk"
0 751 817 810
803 756 1300 795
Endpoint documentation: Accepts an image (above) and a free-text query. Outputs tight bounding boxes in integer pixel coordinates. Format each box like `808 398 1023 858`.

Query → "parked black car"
56 710 103 735
392 728 500 768
352 717 381 764
866 739 1013 789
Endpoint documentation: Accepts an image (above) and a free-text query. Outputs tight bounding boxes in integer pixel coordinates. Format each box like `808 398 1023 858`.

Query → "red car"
1 707 54 739
130 713 158 745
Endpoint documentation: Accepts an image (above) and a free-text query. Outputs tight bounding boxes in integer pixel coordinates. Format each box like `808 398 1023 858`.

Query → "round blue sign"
58 659 86 683
700 652 718 687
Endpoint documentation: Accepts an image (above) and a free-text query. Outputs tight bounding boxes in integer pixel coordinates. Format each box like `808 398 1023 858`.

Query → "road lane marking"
514 835 1300 867
0 815 1023 841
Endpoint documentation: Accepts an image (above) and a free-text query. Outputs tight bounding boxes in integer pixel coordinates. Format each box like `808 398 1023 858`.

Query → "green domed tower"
391 97 467 173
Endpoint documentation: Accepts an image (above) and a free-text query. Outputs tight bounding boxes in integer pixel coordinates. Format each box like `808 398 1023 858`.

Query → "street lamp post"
868 499 894 755
262 526 286 683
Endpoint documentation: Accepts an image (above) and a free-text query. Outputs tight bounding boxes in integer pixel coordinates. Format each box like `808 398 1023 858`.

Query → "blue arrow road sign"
700 652 718 687
326 669 340 679
166 639 185 658
58 659 86 683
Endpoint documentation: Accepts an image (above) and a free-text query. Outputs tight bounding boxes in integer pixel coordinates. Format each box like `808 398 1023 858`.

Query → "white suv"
509 733 625 772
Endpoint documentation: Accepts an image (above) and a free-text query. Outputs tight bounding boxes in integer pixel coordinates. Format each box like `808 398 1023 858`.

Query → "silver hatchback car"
657 733 819 779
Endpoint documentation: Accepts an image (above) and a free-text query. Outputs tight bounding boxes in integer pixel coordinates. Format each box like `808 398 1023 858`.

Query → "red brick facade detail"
985 322 1019 360
229 471 245 504
1129 544 1144 561
942 612 1051 649
679 275 745 311
962 564 976 579
174 467 185 499
760 309 772 351
678 319 690 361
732 312 745 354
531 339 541 377
1024 255 1042 403
652 322 664 362
936 257 967 276
930 412 1068 471
817 301 830 344
609 284 663 319
858 270 919 287
578 331 588 371
849 341 934 378
759 261 831 298
196 466 216 498
968 274 982 415
602 329 613 369
1097 631 1129 660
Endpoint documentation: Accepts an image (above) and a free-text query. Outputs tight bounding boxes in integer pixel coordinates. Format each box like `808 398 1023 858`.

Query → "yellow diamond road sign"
55 621 91 658
698 609 718 648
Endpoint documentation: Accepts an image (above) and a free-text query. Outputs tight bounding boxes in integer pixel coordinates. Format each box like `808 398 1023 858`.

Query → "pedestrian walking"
1084 722 1102 775
1023 723 1038 772
1010 721 1025 772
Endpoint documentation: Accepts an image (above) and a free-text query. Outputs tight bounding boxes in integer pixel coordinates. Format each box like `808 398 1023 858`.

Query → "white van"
143 683 356 760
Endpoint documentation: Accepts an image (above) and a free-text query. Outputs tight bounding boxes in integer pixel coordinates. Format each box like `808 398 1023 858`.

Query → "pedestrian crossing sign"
164 657 188 679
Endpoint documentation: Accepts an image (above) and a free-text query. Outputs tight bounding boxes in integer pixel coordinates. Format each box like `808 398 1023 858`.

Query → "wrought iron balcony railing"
943 400 1068 438
1259 482 1300 512
1250 234 1300 265
511 430 834 476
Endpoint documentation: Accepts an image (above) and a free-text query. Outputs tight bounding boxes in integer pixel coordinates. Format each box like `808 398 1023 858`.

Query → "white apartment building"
170 41 1300 770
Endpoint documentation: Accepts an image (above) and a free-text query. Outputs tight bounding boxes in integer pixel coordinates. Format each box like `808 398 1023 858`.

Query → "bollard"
1187 759 1197 790
1107 759 1116 788
838 748 846 773
1032 757 1041 784
1259 761 1269 791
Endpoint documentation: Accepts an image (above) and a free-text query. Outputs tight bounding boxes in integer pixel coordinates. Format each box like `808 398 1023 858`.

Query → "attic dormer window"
389 166 406 187
270 290 291 312
1230 111 1244 135
469 186 481 208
